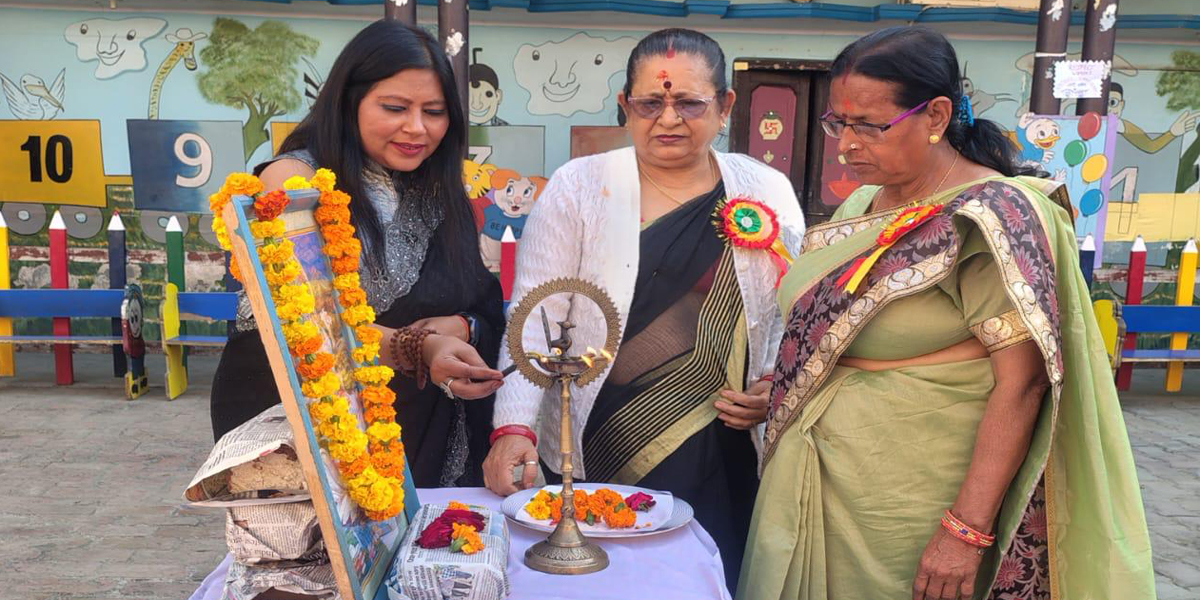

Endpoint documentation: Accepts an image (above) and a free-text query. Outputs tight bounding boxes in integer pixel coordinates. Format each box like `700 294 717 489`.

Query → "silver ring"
524 461 539 466
438 377 456 399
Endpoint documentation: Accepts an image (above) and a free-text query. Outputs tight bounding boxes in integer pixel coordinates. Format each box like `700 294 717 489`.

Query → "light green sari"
738 177 1155 600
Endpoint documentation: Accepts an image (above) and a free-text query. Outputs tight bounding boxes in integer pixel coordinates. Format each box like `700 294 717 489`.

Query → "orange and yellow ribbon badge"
835 203 946 294
715 197 794 288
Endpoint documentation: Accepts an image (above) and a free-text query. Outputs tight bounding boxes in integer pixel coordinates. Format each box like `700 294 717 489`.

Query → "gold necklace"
878 152 960 213
638 152 718 206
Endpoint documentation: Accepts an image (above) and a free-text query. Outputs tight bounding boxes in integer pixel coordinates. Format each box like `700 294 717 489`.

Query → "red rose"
416 509 486 549
625 492 656 512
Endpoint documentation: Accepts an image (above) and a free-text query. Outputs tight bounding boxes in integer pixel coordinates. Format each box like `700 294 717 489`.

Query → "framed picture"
221 188 421 600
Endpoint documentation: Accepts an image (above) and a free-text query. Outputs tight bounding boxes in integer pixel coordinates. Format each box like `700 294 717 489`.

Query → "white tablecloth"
189 487 732 600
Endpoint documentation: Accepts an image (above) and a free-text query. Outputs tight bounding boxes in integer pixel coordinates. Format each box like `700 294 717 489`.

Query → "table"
190 487 732 600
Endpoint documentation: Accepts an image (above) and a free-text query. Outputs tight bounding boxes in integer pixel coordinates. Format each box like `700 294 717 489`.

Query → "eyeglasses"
625 95 716 121
819 100 930 144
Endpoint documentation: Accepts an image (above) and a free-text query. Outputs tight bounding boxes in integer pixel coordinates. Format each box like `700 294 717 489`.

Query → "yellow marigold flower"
311 169 337 193
367 421 402 444
356 326 383 345
352 342 380 365
525 499 551 520
224 173 264 197
209 190 232 212
265 261 301 287
282 321 319 348
355 365 394 386
309 400 335 424
342 304 376 327
258 239 295 265
283 175 311 190
330 438 367 464
366 485 406 521
301 372 341 399
250 219 287 239
333 273 361 291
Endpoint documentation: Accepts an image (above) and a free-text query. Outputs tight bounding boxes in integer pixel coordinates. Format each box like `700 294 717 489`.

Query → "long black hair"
831 26 1026 177
276 19 476 282
624 28 729 109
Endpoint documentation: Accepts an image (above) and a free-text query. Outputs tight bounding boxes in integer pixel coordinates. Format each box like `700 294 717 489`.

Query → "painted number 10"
174 132 213 188
21 135 73 183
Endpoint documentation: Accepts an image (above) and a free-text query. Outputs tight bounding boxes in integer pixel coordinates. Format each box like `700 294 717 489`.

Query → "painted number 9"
174 133 212 188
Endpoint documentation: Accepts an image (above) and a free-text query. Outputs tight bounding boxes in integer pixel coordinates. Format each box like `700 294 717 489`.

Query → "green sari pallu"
739 178 1156 600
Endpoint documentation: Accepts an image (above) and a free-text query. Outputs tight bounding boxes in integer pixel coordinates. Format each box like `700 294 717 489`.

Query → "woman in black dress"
210 20 505 488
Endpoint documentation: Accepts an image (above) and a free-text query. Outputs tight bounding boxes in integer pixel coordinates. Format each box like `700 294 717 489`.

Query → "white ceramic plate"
501 484 695 538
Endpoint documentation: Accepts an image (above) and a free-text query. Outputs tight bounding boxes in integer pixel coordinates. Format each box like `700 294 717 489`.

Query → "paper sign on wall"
1053 60 1110 99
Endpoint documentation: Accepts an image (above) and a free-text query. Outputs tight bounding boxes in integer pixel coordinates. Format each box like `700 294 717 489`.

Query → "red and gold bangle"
941 510 996 548
490 424 537 447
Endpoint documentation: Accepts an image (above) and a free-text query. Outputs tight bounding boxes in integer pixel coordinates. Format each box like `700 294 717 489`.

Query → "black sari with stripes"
547 182 759 592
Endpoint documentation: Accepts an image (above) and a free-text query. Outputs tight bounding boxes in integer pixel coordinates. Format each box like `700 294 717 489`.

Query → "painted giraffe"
148 28 207 119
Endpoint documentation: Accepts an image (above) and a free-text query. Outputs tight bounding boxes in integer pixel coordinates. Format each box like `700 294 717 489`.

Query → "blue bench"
162 284 238 399
1095 301 1200 390
0 288 126 385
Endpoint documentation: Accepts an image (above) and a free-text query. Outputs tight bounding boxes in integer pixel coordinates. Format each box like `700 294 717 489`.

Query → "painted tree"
1156 50 1200 192
197 18 318 161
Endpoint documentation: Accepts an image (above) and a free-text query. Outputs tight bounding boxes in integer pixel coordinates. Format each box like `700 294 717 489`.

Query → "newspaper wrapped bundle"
385 503 510 600
186 406 338 599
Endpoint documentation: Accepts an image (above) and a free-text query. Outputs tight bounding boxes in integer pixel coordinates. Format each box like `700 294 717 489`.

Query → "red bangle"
941 510 995 548
758 374 775 382
456 315 471 342
490 424 537 447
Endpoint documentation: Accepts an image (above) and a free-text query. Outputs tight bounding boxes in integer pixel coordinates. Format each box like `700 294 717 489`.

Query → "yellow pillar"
1167 238 1198 392
0 212 12 377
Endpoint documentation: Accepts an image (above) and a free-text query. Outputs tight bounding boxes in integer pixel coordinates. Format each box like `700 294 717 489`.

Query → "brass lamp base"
523 516 609 575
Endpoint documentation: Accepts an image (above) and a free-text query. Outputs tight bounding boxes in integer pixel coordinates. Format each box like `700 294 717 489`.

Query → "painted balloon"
1078 112 1102 141
1064 140 1088 167
1081 154 1109 183
1079 188 1104 217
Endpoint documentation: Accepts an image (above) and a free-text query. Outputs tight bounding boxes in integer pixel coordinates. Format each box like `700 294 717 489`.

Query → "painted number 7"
174 132 213 188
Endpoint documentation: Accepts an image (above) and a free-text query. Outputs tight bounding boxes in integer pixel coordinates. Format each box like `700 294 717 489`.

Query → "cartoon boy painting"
479 168 546 270
469 48 508 126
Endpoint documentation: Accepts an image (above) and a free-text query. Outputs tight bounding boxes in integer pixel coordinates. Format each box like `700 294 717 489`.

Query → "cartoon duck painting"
1016 114 1061 165
0 69 65 120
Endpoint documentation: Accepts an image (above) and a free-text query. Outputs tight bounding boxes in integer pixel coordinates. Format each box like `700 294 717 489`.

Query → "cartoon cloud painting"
514 32 636 117
65 17 167 79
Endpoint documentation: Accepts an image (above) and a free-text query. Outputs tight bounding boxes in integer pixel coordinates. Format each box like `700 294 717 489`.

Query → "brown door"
732 60 858 224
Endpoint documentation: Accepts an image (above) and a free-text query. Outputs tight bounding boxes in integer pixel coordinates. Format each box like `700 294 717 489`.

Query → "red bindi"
663 80 672 90
666 41 676 59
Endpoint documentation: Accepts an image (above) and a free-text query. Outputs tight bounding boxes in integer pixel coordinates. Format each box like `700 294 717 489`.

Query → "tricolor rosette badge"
715 197 794 287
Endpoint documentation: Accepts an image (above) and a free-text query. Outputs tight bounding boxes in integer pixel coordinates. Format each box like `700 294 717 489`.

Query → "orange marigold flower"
338 287 368 308
362 385 396 407
223 173 264 197
364 403 397 424
291 335 323 357
603 503 637 529
331 255 359 274
297 352 336 380
314 204 350 226
356 326 383 345
322 223 356 242
254 190 290 221
448 501 470 511
370 448 407 479
320 189 351 207
342 455 371 478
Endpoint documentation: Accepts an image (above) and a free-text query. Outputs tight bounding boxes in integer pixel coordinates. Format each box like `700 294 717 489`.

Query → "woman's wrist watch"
457 312 479 346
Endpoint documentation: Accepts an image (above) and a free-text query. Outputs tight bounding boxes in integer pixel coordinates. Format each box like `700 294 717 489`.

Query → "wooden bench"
1094 300 1200 390
0 288 127 386
162 283 238 399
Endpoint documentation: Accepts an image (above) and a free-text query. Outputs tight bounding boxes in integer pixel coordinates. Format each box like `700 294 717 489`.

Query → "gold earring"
837 155 847 165
929 134 941 144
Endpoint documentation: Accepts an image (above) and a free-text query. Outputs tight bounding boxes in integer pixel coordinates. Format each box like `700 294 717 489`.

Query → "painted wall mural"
64 17 167 79
0 5 1197 333
513 32 636 117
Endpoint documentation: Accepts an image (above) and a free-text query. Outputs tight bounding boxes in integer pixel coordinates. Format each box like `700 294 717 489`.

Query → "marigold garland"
212 170 407 522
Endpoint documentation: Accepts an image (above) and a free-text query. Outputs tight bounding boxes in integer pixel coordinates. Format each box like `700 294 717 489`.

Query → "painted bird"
961 73 1015 117
0 69 65 120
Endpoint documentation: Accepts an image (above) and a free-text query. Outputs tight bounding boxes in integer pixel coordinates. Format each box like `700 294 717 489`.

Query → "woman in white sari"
481 28 805 590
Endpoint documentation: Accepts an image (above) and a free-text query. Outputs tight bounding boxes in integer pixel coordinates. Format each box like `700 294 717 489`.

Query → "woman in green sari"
739 27 1156 600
